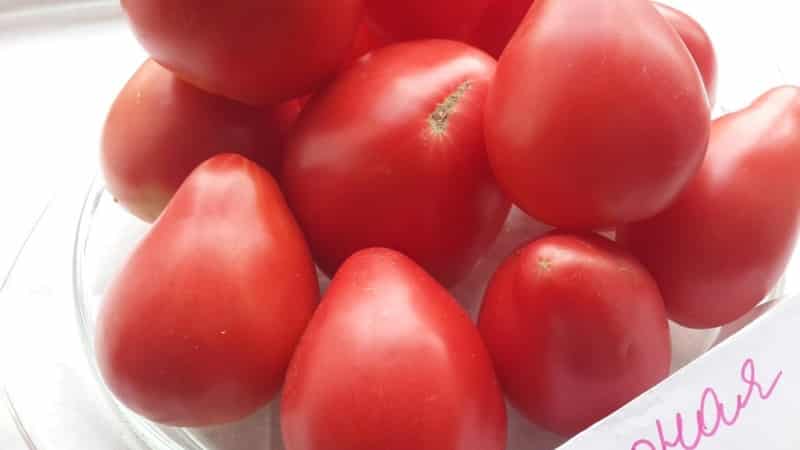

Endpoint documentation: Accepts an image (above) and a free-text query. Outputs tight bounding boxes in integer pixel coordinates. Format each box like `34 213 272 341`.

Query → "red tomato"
96 154 319 427
282 40 511 287
281 248 507 450
101 59 300 223
485 0 710 230
121 0 363 105
618 87 800 329
467 0 534 58
364 0 490 42
478 232 671 435
656 3 718 106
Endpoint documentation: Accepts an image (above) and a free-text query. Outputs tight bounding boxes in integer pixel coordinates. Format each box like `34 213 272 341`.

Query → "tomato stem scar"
428 80 473 135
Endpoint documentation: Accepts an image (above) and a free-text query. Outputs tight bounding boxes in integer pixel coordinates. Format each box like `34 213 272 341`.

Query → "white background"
1 1 799 449
0 4 145 448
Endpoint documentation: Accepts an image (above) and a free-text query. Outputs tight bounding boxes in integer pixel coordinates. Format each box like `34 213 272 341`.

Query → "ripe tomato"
656 3 718 106
467 0 534 58
121 0 363 105
364 0 489 42
96 154 320 427
618 86 800 329
485 0 710 229
282 40 510 287
478 232 671 436
101 59 300 223
281 248 507 450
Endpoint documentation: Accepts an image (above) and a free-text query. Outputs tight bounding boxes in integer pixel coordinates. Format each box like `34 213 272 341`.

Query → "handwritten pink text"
631 358 782 450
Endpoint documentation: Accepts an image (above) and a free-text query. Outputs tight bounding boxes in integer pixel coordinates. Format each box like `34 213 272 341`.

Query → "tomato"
101 59 300 223
121 0 363 105
364 0 489 42
656 2 718 106
282 40 511 287
281 248 507 450
478 232 671 436
96 154 319 427
485 0 710 230
467 0 534 58
618 86 800 329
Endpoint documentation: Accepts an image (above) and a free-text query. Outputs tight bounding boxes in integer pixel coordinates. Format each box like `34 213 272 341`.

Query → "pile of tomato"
96 0 800 448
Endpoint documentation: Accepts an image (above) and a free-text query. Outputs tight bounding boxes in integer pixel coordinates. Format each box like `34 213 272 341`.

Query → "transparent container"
1 1 799 449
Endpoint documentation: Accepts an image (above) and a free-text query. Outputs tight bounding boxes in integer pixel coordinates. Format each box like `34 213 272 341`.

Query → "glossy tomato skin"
96 154 320 427
478 233 671 435
656 3 718 106
618 87 800 329
485 0 710 230
282 40 511 287
101 59 300 223
281 248 507 450
467 0 534 58
365 0 489 42
121 0 363 105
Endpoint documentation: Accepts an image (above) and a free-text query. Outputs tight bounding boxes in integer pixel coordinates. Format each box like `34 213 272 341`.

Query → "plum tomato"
282 40 511 287
281 248 507 450
478 232 671 435
485 0 711 229
618 86 800 329
96 154 319 427
101 59 300 222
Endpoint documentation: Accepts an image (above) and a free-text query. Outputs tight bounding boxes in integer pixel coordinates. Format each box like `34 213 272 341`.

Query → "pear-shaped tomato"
281 248 507 450
478 232 671 436
618 86 800 329
121 0 363 105
485 0 710 229
102 59 300 223
282 40 510 287
96 154 319 427
656 3 718 106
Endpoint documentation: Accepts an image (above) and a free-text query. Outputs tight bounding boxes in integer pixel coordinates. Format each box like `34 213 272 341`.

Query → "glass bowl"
73 177 571 450
2 0 800 449
70 180 793 450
